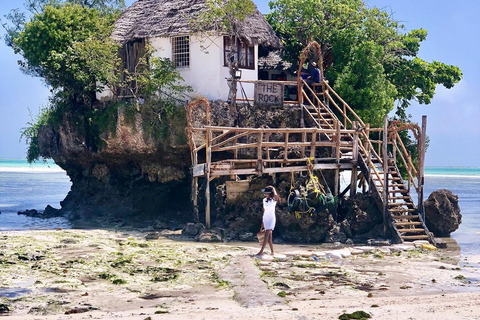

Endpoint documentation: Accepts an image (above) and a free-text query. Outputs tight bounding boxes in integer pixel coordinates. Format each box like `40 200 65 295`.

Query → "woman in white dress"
257 185 279 256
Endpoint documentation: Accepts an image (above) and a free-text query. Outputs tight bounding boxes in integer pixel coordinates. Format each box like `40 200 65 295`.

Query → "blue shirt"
311 68 321 83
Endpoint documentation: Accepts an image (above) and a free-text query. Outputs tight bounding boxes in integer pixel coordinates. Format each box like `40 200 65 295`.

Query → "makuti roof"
112 0 281 48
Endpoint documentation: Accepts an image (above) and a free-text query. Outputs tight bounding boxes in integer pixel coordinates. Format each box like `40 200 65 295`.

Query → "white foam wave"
0 167 65 173
424 174 480 179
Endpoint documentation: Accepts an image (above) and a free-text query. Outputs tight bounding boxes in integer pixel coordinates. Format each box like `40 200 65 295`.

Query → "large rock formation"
424 189 462 236
37 105 193 227
37 99 390 243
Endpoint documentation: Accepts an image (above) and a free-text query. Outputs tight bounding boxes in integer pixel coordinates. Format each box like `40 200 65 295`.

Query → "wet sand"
0 229 479 319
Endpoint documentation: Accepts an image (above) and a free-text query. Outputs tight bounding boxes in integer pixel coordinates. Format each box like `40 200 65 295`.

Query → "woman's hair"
264 186 279 202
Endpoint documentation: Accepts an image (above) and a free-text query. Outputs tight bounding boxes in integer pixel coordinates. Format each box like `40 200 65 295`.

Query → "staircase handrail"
390 132 420 194
322 81 366 128
301 80 385 188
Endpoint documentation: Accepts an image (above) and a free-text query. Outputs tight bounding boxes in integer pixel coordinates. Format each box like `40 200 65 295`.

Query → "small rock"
145 232 160 240
434 238 447 248
367 239 391 246
0 304 10 314
238 232 254 241
195 228 222 242
43 205 61 217
182 223 205 237
17 209 40 217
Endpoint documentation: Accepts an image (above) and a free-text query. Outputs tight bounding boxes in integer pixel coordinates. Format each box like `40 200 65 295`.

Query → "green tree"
267 0 462 126
7 3 121 103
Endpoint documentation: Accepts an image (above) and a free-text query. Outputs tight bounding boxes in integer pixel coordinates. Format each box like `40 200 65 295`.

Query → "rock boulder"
424 189 462 236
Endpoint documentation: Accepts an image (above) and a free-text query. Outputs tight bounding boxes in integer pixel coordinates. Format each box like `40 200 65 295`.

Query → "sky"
0 0 478 166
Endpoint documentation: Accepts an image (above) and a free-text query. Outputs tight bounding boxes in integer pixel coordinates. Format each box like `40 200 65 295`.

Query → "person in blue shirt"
308 62 321 84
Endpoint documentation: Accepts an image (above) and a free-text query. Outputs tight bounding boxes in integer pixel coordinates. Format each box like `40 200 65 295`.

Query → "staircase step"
402 235 430 240
389 196 411 200
395 221 423 227
388 202 410 207
389 208 416 213
399 228 426 234
388 189 408 194
389 184 406 188
392 214 419 220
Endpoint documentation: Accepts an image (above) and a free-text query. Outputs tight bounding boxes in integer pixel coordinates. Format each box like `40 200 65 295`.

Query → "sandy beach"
0 229 479 320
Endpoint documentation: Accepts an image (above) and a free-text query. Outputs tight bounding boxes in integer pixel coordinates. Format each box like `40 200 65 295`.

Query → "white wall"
96 35 258 102
150 35 257 101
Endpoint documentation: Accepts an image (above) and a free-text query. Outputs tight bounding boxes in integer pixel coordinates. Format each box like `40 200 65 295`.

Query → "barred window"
172 36 190 68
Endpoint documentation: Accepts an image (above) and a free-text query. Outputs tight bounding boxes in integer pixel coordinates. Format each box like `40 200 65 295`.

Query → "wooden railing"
189 125 359 178
312 80 423 199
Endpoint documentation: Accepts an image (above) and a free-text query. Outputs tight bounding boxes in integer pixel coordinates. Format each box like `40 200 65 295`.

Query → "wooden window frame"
223 36 255 70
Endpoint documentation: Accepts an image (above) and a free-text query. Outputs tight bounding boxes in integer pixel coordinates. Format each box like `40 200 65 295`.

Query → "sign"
254 81 284 106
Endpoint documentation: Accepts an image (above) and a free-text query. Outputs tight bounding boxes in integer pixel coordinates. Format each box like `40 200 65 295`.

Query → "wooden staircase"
301 81 434 244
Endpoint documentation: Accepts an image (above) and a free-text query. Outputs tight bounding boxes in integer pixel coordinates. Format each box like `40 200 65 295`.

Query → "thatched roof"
258 50 292 71
113 0 281 48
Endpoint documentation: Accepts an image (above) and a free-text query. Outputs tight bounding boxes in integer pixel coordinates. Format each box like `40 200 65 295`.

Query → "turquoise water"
0 159 72 230
423 167 480 255
0 160 479 255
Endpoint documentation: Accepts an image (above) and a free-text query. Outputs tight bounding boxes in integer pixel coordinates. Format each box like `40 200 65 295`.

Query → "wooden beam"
418 115 427 221
205 128 212 229
382 115 389 236
350 121 359 198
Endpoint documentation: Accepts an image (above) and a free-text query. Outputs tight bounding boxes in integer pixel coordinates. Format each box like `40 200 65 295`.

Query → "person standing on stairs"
256 186 279 256
308 61 321 85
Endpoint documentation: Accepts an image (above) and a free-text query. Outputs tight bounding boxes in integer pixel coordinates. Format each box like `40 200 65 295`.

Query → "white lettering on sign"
254 82 284 106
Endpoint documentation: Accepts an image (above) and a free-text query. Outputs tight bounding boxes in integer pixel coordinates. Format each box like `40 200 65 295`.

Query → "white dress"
263 198 277 230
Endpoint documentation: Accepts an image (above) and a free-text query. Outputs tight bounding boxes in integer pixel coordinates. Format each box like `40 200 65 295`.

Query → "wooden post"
365 124 371 174
301 132 306 158
335 120 341 163
192 150 199 222
310 130 317 158
382 115 389 236
205 128 212 229
298 79 303 105
266 133 271 160
350 121 359 198
300 106 305 128
284 132 289 161
335 165 340 197
407 151 412 194
257 131 263 175
418 116 427 221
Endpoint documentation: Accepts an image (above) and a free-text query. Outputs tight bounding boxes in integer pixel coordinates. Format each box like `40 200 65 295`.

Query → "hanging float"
287 158 337 219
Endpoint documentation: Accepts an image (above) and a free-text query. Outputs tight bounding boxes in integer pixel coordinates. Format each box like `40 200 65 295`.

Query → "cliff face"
37 105 193 227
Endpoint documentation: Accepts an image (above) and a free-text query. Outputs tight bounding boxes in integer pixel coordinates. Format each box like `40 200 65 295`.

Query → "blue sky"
0 0 478 166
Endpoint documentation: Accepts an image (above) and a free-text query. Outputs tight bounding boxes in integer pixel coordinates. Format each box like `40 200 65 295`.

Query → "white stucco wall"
96 35 258 102
150 35 257 101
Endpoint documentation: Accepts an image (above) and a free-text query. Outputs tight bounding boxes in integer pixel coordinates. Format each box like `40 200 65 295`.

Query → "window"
172 36 190 68
224 36 255 70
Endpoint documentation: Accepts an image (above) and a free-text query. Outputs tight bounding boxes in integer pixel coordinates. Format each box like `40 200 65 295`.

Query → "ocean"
0 159 479 254
0 159 72 230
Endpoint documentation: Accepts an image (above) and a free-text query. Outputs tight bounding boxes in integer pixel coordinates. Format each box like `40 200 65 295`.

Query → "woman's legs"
268 231 274 255
256 229 273 256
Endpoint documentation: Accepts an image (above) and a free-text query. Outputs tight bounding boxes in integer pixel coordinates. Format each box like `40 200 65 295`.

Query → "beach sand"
0 229 479 320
